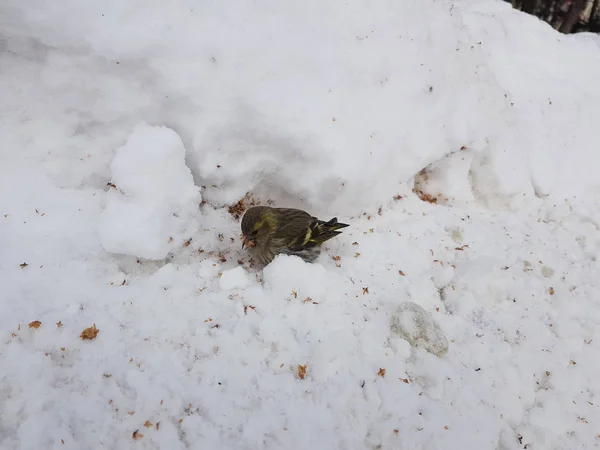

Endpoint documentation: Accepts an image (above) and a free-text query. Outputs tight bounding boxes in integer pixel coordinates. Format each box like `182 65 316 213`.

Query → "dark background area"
507 0 600 33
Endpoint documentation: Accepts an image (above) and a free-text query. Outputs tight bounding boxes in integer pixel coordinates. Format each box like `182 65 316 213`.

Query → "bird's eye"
243 229 258 239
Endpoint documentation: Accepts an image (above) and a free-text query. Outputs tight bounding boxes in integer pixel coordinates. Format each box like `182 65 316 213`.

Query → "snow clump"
98 123 201 260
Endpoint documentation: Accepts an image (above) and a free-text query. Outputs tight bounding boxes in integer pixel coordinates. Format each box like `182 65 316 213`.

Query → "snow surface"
2 0 600 449
219 267 251 291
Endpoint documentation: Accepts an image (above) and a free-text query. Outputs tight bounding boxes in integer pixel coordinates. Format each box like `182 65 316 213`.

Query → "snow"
219 267 251 291
2 0 600 449
99 123 201 260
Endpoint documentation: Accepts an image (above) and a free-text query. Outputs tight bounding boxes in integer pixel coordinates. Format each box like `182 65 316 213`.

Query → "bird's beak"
241 236 255 250
241 235 249 250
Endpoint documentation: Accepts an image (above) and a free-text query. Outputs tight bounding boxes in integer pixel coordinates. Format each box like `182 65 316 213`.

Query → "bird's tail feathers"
308 217 349 245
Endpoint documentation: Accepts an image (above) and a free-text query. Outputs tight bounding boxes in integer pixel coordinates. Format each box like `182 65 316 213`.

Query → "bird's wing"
270 209 314 249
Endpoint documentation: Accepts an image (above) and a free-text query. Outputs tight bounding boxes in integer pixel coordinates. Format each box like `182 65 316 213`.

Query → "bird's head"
240 206 271 249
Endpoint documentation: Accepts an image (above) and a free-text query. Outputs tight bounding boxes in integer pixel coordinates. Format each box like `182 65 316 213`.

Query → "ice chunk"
390 302 449 357
98 123 201 260
219 267 250 290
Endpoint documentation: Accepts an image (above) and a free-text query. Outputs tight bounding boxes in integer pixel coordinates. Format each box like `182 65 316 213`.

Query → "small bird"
241 205 349 266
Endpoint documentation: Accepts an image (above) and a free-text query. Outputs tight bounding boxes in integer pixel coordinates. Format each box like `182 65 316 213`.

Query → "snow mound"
219 266 251 290
263 254 339 301
98 123 201 260
390 302 449 357
460 1 600 203
5 0 600 214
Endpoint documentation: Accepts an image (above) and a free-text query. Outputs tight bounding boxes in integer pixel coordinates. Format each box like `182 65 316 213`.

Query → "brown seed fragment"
80 324 100 340
298 364 307 380
416 191 438 203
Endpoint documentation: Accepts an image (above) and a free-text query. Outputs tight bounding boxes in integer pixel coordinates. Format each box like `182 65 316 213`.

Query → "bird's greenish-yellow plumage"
241 206 349 266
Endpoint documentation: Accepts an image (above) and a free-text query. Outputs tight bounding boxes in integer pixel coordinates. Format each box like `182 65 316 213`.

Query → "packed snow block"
390 302 449 357
99 123 201 260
